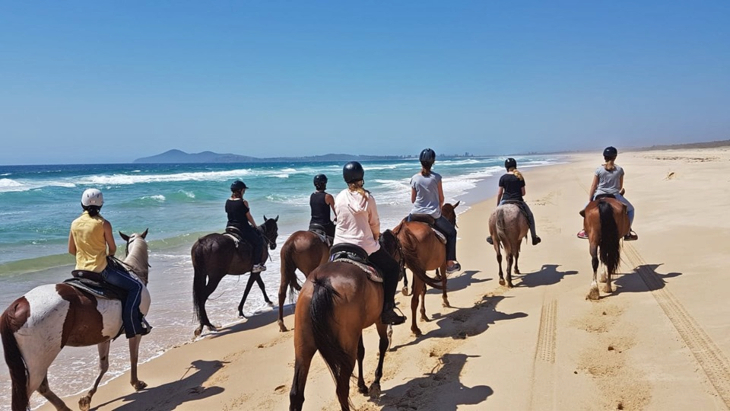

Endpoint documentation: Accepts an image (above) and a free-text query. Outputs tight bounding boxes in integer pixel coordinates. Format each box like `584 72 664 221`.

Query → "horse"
0 230 151 411
289 230 404 411
488 202 529 288
583 197 630 300
393 201 459 337
191 216 279 338
276 230 330 332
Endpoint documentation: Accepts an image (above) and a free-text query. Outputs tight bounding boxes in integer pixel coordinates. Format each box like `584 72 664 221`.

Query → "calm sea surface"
0 156 560 409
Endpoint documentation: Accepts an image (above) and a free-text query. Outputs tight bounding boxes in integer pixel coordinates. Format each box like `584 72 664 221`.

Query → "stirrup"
252 264 266 273
381 306 406 325
486 236 493 245
446 262 461 274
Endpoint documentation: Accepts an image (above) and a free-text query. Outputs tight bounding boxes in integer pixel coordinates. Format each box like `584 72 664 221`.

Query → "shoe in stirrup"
252 264 266 273
486 236 493 245
446 262 461 274
139 318 153 336
381 303 406 325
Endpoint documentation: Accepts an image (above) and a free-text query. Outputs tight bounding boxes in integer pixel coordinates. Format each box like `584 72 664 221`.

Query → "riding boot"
381 301 406 325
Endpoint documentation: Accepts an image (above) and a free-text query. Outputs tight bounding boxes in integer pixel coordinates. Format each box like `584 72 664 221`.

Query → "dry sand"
38 147 730 410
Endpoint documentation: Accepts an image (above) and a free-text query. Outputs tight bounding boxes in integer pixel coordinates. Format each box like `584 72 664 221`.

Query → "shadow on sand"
423 270 490 295
512 264 579 288
92 359 225 411
613 263 682 294
374 353 493 410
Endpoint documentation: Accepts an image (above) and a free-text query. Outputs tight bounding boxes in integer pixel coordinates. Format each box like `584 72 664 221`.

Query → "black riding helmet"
343 161 365 184
313 174 328 190
230 180 248 192
419 148 436 166
603 146 618 158
504 158 517 171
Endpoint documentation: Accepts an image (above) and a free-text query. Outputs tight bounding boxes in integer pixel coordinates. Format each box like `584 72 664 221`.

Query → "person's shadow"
374 353 493 410
513 264 579 288
91 359 226 410
614 263 682 294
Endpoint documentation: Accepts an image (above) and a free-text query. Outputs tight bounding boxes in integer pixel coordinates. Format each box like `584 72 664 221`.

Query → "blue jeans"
102 262 144 338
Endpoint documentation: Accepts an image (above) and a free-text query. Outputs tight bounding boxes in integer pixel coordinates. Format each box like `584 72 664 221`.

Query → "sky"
1 1 729 165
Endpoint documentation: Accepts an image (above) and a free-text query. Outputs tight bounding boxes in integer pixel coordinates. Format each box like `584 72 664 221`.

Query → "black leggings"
367 247 400 305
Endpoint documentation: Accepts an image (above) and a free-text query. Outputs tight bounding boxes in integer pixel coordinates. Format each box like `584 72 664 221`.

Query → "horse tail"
495 207 508 245
401 228 443 289
1 301 29 411
280 242 302 298
309 276 353 409
598 200 621 274
191 240 208 324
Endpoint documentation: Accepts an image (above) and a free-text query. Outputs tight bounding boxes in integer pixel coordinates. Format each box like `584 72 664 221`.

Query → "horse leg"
194 274 224 337
587 243 600 300
369 322 390 398
38 375 72 411
506 253 514 288
128 335 147 390
410 276 423 336
289 336 317 411
238 273 260 317
78 341 111 411
401 272 409 296
440 266 450 308
496 246 505 286
357 336 368 395
278 273 290 332
603 270 613 293
255 274 274 305
514 250 521 275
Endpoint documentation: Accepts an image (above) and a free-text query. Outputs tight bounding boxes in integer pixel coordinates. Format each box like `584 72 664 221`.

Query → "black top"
310 192 332 226
499 173 525 202
226 199 251 228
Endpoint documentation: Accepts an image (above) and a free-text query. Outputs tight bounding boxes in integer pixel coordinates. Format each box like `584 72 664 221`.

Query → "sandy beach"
35 147 730 411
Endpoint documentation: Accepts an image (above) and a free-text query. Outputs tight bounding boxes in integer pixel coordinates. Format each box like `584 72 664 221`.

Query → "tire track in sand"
529 297 558 409
624 244 730 407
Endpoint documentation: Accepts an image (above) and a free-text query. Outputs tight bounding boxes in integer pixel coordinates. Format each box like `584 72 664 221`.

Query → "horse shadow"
513 264 579 288
91 359 225 411
613 263 682 294
374 353 493 410
203 306 281 339
390 294 527 352
425 270 490 294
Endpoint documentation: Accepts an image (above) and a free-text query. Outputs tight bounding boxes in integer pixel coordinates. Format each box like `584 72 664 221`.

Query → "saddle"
405 214 447 244
224 226 244 247
308 223 332 247
579 195 626 218
64 270 127 301
329 243 382 283
500 200 531 222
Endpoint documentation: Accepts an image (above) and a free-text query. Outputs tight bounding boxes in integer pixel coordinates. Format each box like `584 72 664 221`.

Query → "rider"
309 174 336 239
577 146 637 241
333 161 406 326
410 148 460 274
68 188 151 338
226 180 266 273
487 158 542 246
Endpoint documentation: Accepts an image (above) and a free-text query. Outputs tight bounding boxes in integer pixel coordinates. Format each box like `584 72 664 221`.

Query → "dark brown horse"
394 201 459 337
277 230 330 332
289 230 403 411
488 203 529 288
584 197 629 300
191 216 279 337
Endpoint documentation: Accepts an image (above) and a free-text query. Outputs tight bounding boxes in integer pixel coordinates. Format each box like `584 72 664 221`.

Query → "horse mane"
123 235 149 285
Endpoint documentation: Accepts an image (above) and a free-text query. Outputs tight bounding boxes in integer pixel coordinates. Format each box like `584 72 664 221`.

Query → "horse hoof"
358 385 369 395
442 301 451 308
602 284 613 293
278 321 288 333
420 315 429 322
133 380 147 391
368 383 381 398
499 279 505 286
194 327 202 338
515 269 521 275
507 282 514 288
412 328 422 337
586 288 600 300
79 396 91 411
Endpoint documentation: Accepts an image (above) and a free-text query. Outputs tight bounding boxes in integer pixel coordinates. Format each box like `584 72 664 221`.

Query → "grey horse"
488 203 529 288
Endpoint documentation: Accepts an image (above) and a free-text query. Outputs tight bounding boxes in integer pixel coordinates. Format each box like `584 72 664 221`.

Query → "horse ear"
141 228 149 239
263 215 267 221
275 215 279 222
119 231 130 242
454 201 460 208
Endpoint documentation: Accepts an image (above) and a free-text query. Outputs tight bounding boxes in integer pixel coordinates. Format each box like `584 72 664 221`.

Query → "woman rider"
410 148 460 273
68 188 151 338
333 161 406 325
226 180 266 273
309 174 336 239
487 158 542 246
577 146 637 240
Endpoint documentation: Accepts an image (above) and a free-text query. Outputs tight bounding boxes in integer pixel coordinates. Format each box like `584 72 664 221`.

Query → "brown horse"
191 216 279 337
289 230 403 411
277 230 330 332
488 203 529 288
1 230 150 411
394 201 459 337
584 197 630 300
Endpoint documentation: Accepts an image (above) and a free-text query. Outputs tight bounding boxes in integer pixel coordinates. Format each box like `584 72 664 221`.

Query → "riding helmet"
419 148 436 165
603 146 618 158
230 180 248 192
313 174 328 189
504 158 517 171
343 161 365 184
81 188 104 207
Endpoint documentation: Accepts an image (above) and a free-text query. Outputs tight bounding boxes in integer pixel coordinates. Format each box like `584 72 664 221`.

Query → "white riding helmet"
81 188 104 207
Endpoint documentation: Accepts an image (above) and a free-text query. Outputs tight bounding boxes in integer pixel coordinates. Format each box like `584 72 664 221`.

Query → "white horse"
0 230 151 411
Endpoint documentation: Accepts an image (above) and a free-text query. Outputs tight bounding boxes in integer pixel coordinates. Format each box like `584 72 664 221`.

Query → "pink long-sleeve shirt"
333 188 381 255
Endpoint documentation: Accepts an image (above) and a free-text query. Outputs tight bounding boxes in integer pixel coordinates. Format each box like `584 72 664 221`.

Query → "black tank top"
226 199 251 227
310 192 332 225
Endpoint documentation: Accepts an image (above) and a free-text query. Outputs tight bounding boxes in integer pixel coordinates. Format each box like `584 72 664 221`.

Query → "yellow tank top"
71 212 108 272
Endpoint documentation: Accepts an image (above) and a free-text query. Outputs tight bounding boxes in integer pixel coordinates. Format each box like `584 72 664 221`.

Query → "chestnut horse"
394 201 459 337
289 230 403 411
583 197 629 300
191 216 279 337
277 230 330 332
488 203 529 288
1 230 150 411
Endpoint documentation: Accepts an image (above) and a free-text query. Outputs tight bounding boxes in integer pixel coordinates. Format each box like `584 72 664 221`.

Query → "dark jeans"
102 262 144 338
367 247 400 305
235 224 264 265
433 215 457 261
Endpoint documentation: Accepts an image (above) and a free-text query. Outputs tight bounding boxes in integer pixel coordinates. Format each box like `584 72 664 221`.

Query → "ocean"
0 156 560 409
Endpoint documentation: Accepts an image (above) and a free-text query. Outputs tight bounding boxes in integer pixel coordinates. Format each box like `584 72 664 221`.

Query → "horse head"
261 215 279 250
442 201 460 227
380 229 406 281
119 229 150 285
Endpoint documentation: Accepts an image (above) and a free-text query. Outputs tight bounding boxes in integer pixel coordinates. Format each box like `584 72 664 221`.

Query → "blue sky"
1 1 728 164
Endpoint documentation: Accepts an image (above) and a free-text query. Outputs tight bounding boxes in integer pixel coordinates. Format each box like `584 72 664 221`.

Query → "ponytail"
508 168 524 181
347 181 369 198
83 205 101 217
604 156 616 171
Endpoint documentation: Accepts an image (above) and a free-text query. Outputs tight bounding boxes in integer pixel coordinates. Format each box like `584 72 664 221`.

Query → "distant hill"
133 149 409 164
